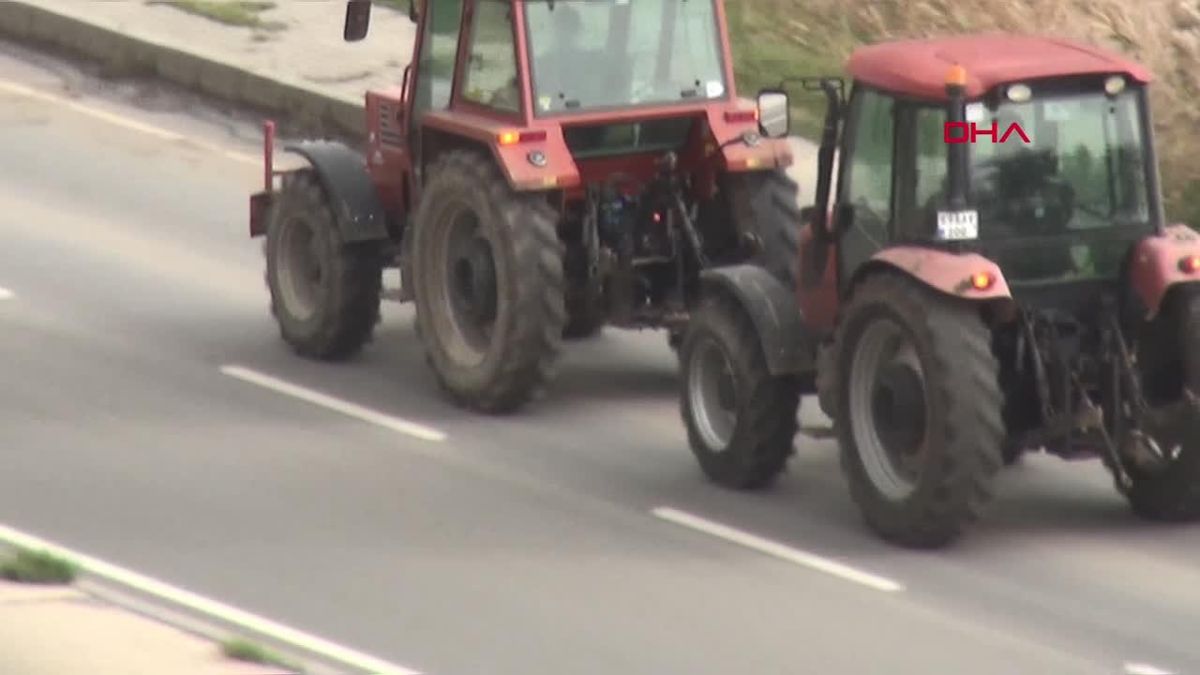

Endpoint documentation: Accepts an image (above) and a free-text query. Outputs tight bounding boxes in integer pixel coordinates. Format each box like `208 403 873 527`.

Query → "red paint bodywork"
1130 224 1200 318
864 246 1013 300
848 33 1152 101
354 0 787 222
792 206 1014 337
795 219 840 335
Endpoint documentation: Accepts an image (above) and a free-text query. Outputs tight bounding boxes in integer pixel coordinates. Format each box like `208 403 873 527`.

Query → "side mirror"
757 89 791 139
409 0 419 22
344 0 371 42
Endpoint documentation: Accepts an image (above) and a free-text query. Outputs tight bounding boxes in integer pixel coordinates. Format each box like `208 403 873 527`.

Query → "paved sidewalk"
0 580 286 675
11 0 414 105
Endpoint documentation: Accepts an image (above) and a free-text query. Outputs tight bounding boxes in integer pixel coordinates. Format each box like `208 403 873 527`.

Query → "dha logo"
944 121 1032 144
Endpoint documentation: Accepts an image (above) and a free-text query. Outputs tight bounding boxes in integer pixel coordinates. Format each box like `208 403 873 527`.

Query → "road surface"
0 42 1196 675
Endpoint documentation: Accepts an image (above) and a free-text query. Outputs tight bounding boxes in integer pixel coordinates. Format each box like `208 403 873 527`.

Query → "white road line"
0 287 13 300
652 507 904 593
0 79 260 166
1124 663 1175 675
220 364 447 442
0 523 422 675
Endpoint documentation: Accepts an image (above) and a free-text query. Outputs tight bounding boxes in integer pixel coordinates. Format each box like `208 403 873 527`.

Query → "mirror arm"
810 79 842 236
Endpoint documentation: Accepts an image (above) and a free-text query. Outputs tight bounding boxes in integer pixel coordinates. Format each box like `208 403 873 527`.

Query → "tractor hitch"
249 120 278 238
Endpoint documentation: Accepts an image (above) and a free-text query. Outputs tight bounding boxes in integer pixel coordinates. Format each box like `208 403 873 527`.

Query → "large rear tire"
1126 291 1200 520
411 150 566 414
833 273 1004 548
727 169 802 289
264 169 382 360
680 291 802 490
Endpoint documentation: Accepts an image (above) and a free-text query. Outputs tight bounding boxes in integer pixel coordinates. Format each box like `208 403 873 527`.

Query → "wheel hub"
848 320 928 500
689 337 739 451
277 215 324 322
871 362 927 466
451 236 498 324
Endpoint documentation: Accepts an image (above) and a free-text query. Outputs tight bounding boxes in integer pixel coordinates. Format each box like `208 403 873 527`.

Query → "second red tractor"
249 0 799 414
679 34 1200 548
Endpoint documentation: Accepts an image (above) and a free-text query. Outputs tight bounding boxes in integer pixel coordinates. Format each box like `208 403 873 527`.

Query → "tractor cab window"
461 0 521 114
524 0 727 115
899 78 1153 281
413 0 464 120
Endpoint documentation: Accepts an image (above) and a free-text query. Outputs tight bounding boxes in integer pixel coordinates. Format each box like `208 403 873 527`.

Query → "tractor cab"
757 35 1166 326
342 0 776 200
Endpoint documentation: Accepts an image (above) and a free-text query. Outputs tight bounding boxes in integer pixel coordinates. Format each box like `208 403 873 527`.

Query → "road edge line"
0 523 423 675
652 506 905 593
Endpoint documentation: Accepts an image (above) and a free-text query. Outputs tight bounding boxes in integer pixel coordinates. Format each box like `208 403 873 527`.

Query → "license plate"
937 210 979 241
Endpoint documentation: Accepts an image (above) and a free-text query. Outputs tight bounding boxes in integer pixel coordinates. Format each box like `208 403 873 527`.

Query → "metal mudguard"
284 140 390 243
699 264 815 376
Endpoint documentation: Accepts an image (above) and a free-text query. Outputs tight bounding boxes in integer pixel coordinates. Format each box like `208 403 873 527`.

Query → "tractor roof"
846 33 1152 100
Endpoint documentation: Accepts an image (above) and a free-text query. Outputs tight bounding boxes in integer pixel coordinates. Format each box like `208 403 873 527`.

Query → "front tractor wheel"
834 273 1004 549
264 170 383 360
680 292 802 490
411 151 566 414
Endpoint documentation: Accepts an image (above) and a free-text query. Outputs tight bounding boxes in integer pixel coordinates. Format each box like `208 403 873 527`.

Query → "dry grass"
730 0 1200 224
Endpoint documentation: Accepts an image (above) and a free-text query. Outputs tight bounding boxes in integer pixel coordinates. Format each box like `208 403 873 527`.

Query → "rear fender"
490 127 581 192
699 264 815 377
419 112 580 192
852 246 1013 301
1129 224 1200 319
283 141 390 243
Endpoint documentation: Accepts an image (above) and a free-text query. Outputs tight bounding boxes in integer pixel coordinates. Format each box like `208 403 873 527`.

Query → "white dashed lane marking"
220 364 448 442
652 506 905 593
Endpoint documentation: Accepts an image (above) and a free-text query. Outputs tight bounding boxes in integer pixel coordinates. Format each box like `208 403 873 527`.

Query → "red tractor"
678 34 1200 548
248 0 800 414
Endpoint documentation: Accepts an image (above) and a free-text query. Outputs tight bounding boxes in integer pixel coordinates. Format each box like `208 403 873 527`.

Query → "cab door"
405 0 467 196
833 85 897 294
797 84 896 334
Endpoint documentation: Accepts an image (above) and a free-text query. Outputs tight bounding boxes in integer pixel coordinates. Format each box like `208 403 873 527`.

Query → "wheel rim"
276 214 324 322
688 336 740 450
849 318 928 500
426 200 499 368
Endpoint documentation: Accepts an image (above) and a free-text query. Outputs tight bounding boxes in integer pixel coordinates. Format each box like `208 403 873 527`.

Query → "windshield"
905 81 1154 281
523 0 727 116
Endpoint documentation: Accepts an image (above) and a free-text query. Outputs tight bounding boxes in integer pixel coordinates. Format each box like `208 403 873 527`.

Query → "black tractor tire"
264 169 383 360
563 286 605 340
680 291 802 490
411 150 566 415
727 169 802 289
833 272 1005 549
1126 291 1200 520
1001 440 1026 466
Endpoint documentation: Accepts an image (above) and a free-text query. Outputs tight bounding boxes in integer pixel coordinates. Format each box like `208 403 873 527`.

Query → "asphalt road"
1 42 1197 675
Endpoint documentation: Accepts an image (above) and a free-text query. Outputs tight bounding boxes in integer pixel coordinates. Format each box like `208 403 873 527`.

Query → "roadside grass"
221 637 304 673
146 1 286 32
0 547 77 585
727 2 851 139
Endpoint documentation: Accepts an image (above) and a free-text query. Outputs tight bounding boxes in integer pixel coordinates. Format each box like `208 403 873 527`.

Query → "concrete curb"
0 527 422 675
0 1 365 140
